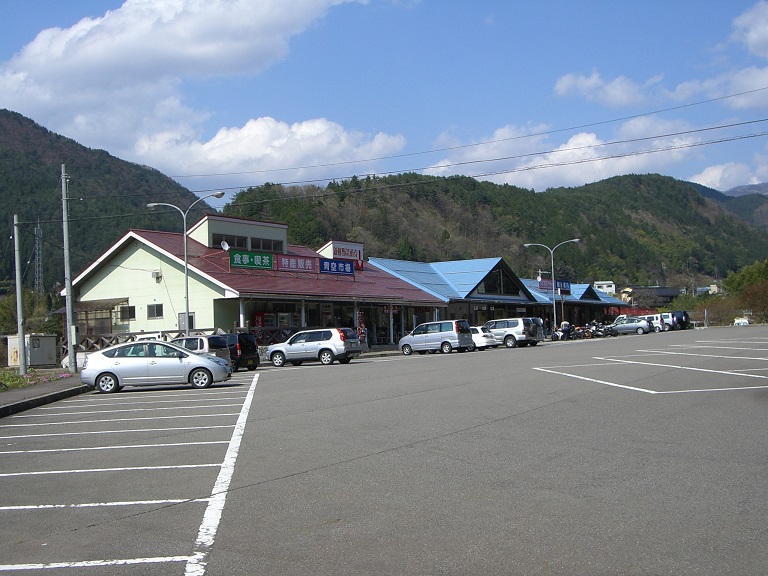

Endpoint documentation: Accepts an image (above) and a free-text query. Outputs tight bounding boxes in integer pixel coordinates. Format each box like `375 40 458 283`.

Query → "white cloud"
0 0 393 186
732 0 768 59
425 115 702 191
554 70 658 107
139 116 405 187
689 162 756 191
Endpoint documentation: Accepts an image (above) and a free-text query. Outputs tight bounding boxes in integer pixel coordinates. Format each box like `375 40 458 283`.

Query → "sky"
3 0 768 208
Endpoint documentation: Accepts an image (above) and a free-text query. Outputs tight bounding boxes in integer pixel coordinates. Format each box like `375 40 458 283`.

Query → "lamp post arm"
146 192 225 336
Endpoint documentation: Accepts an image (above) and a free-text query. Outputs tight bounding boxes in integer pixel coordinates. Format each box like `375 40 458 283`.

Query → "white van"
640 314 668 332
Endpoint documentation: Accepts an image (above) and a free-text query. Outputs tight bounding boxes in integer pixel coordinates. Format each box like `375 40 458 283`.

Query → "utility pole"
62 164 77 372
34 219 43 294
13 214 28 375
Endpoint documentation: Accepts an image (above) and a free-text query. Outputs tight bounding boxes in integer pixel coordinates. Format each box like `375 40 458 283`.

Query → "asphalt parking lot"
1 326 767 575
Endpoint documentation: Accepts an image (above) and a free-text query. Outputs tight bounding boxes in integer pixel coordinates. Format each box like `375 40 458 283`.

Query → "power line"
185 122 768 194
168 85 768 180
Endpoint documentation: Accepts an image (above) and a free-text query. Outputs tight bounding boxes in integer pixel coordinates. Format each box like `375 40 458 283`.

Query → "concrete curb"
0 384 91 419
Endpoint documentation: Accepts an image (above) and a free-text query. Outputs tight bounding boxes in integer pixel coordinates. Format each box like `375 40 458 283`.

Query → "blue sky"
3 0 768 206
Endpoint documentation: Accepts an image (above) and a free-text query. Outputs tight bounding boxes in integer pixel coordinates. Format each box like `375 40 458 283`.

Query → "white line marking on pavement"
185 373 258 576
0 463 221 478
0 499 209 511
0 413 240 428
0 555 196 571
0 424 234 440
594 356 768 379
13 404 246 418
533 367 657 394
637 348 768 362
0 376 259 574
0 441 229 455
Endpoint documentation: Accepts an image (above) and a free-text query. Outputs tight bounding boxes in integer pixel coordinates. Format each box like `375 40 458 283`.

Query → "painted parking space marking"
0 463 222 478
0 440 229 455
0 412 241 428
13 403 247 418
0 499 209 511
0 374 259 575
534 367 658 394
0 424 235 441
185 373 258 576
536 336 768 394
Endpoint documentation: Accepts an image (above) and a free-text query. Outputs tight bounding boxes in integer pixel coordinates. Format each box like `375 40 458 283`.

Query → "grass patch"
0 368 73 392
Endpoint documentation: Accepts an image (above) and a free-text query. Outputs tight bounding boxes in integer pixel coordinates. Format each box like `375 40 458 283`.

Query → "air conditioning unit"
151 270 162 282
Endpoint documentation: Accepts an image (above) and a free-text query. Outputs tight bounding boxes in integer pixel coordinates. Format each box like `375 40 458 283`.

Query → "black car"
223 332 260 371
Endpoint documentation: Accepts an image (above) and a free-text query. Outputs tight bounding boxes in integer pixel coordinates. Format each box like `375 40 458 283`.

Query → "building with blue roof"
369 257 627 333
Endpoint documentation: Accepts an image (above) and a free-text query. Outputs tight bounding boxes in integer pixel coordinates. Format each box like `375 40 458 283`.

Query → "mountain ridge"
2 110 768 295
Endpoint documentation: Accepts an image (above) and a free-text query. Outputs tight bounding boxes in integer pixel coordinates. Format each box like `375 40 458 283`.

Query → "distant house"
619 285 680 308
593 281 616 294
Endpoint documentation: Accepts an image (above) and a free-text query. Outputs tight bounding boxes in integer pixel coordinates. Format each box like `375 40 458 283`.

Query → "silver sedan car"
80 340 232 393
609 316 651 335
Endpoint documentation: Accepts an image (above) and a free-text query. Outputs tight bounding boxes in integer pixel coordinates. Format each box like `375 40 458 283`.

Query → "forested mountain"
0 110 214 294
223 173 768 289
2 109 768 296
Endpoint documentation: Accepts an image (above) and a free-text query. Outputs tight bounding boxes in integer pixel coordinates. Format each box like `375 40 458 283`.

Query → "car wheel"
504 336 517 348
189 368 213 389
338 358 352 364
271 352 286 367
402 344 413 355
231 364 239 373
319 349 335 365
428 350 437 354
440 342 452 354
290 361 303 366
96 373 119 393
654 326 662 332
247 365 257 371
530 341 538 346
636 327 645 335
417 350 426 355
467 343 476 352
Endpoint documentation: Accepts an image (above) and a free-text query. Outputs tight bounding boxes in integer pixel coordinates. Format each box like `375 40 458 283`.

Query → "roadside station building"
67 213 624 347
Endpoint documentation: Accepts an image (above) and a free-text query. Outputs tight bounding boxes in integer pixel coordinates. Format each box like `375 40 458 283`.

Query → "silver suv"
171 335 232 365
267 327 362 367
483 317 544 348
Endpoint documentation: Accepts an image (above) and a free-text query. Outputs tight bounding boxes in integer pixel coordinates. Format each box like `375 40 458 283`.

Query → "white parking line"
533 367 657 394
638 348 768 361
0 424 234 440
0 375 259 574
0 463 222 478
13 404 246 418
593 355 768 379
53 391 249 409
0 441 229 455
185 373 259 576
0 412 240 428
0 555 195 571
0 499 209 511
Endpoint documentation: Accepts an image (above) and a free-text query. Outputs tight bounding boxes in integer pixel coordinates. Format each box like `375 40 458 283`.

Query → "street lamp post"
523 238 580 331
147 191 224 335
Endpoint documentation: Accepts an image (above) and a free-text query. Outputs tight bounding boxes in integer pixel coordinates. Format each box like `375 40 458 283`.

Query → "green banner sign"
230 250 273 270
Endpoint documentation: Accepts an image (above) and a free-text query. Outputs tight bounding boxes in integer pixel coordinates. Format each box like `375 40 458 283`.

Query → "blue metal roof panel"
520 279 557 304
367 258 456 301
431 258 501 298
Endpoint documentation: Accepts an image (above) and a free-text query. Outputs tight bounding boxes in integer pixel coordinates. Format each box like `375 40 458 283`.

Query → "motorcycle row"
551 321 617 341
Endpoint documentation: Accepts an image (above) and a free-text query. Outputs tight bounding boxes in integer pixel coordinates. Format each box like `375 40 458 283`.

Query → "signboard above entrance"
230 250 273 270
317 240 364 270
